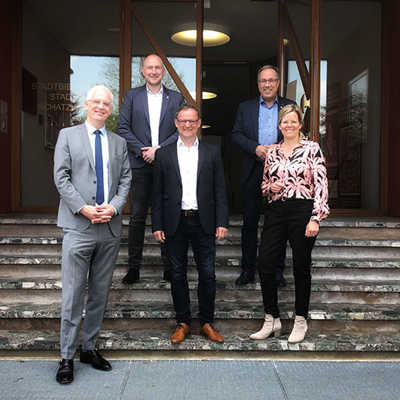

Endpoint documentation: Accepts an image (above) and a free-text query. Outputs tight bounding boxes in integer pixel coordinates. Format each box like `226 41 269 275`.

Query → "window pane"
21 0 119 207
321 1 381 209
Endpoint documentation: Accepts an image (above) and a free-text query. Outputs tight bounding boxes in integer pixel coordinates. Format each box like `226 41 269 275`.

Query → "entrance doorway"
13 0 383 214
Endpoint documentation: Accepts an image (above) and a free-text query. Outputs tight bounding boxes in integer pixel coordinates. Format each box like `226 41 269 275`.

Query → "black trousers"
128 165 169 271
242 162 285 279
166 215 216 326
258 199 316 319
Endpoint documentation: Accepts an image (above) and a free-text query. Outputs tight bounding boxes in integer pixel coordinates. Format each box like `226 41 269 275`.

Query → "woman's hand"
305 220 319 237
270 181 285 193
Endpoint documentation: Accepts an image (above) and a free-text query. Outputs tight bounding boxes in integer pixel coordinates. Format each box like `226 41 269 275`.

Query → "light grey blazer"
54 123 131 237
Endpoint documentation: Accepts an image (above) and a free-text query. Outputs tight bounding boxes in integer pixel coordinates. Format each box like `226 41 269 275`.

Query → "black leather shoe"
235 271 255 286
163 269 172 282
277 277 287 288
80 349 112 371
122 269 140 284
56 359 74 384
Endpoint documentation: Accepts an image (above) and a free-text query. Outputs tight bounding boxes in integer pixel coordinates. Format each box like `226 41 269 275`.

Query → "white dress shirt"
177 137 199 210
85 121 110 205
147 85 163 147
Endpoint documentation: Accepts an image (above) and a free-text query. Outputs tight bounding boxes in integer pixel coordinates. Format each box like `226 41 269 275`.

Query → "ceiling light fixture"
171 24 230 47
190 91 217 100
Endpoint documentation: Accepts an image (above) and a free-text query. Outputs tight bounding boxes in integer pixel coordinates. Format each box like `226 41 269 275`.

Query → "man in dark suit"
152 104 229 344
118 54 184 284
54 85 131 384
232 65 296 286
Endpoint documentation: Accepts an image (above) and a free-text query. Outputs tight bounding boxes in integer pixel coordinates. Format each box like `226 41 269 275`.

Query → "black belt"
181 209 199 217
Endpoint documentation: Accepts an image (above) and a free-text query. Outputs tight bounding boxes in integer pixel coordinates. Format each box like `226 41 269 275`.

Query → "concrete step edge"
1 330 400 352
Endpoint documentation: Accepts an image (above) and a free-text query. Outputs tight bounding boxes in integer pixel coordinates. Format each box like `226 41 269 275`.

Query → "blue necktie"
94 130 104 205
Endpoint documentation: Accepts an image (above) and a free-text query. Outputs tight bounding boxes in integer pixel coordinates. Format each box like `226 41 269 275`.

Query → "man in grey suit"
118 54 184 284
53 85 131 384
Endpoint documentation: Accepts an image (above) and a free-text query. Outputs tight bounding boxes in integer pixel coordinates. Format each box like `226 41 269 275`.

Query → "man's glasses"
258 79 279 85
176 119 199 125
89 99 111 108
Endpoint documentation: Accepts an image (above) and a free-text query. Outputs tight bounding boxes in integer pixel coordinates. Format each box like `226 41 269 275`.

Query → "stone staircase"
0 215 400 354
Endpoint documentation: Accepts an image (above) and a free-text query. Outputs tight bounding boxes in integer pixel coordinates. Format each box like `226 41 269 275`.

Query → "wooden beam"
309 0 320 141
195 0 203 137
10 0 22 211
131 3 195 104
119 0 132 107
281 0 310 99
196 0 203 111
277 0 285 97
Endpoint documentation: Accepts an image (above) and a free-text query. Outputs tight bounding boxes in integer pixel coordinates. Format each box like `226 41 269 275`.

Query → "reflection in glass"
70 56 120 132
130 56 196 97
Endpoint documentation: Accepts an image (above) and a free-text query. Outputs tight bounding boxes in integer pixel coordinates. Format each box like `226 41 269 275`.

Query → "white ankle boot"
288 316 308 343
250 314 281 340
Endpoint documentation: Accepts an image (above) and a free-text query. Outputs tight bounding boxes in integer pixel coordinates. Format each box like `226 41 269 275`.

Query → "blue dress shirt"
258 96 278 146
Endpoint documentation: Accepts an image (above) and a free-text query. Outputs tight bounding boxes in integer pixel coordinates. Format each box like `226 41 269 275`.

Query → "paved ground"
1 359 399 400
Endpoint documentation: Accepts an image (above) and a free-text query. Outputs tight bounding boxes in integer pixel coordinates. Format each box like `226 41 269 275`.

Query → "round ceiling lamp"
171 25 230 47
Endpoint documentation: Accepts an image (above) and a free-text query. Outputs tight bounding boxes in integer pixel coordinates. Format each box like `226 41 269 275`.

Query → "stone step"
0 265 399 281
18 289 400 305
1 330 400 352
1 257 400 269
1 244 400 261
2 225 400 240
1 215 400 228
0 276 399 293
0 302 399 322
2 234 400 248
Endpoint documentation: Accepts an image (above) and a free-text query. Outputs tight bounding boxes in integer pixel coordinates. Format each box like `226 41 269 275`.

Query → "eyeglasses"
258 79 279 85
176 119 199 125
89 99 111 108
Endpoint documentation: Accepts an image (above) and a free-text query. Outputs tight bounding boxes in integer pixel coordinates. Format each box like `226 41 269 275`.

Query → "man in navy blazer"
118 54 184 284
152 104 229 344
232 65 296 286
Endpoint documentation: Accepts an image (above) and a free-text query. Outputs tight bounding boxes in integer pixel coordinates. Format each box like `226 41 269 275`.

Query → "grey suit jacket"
54 123 131 236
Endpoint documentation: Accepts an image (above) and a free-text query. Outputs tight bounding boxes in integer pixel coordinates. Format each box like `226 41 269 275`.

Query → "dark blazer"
152 140 229 236
118 84 184 169
231 96 296 183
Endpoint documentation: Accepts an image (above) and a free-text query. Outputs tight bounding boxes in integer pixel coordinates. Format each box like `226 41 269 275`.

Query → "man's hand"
255 145 269 160
153 230 166 243
80 205 101 222
93 204 115 223
305 220 319 237
141 146 160 163
215 227 228 240
80 205 114 224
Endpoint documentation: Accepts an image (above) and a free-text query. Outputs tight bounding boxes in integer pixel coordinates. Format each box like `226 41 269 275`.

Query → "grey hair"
86 85 113 102
257 65 280 81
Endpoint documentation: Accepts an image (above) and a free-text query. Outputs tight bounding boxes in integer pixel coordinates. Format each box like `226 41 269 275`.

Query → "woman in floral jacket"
250 104 330 344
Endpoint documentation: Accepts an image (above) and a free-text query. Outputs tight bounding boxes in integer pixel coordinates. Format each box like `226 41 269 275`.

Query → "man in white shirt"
119 54 184 284
152 104 229 344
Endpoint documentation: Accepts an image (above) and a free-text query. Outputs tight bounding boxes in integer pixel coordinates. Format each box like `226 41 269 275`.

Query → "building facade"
1 0 400 216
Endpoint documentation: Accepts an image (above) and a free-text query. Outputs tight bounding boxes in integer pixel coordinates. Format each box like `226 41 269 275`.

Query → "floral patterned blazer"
261 138 330 222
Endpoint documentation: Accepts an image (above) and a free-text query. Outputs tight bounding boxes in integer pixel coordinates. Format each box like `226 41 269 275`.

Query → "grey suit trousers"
60 223 120 359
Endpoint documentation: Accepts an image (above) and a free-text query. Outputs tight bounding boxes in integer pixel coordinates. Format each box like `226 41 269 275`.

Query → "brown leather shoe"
200 323 224 343
170 323 190 343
